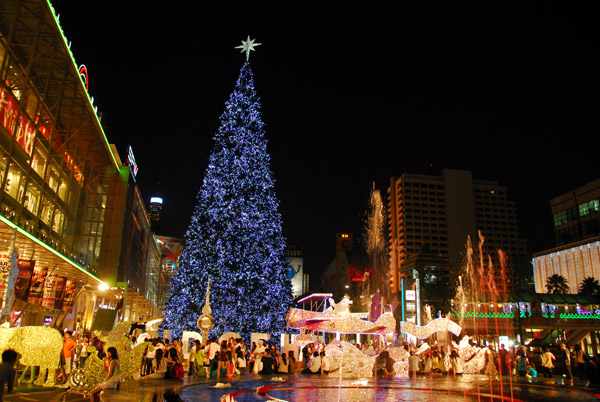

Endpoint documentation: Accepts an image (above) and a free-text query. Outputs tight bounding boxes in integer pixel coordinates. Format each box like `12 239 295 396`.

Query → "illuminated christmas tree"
163 44 292 340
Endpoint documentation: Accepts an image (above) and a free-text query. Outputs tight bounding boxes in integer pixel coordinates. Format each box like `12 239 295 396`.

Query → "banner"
14 259 35 302
53 276 66 310
1 251 19 316
61 279 76 313
41 274 59 309
0 254 9 309
27 266 49 306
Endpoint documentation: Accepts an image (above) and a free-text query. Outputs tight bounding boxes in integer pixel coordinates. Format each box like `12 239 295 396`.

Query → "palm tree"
545 274 570 294
579 277 600 296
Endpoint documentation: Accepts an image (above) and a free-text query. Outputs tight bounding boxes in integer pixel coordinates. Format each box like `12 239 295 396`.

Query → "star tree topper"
236 35 261 61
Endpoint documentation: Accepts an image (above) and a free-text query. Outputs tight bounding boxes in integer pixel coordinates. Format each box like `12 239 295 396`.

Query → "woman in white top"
137 349 167 380
90 347 121 402
540 346 556 378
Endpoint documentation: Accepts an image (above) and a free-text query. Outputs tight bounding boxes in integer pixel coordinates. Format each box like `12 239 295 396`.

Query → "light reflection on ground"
178 375 597 402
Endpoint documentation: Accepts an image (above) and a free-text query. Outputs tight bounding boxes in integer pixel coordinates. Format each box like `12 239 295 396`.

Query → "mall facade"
0 0 160 333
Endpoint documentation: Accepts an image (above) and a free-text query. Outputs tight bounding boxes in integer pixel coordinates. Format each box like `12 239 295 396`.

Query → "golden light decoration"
288 307 396 334
71 323 146 394
0 326 63 387
328 341 378 377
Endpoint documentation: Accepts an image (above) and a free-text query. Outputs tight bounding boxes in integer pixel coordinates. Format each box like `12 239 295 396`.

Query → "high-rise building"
550 178 600 246
388 169 528 294
148 195 163 233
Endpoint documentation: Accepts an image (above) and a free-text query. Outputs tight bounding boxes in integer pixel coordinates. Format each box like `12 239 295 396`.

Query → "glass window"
0 149 7 186
24 183 41 214
47 162 60 193
30 143 48 177
57 173 68 201
6 62 22 100
41 196 53 225
52 208 64 235
5 163 25 201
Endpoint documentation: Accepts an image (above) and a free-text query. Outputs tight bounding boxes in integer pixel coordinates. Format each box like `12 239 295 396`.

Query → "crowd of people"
136 336 302 380
29 329 600 399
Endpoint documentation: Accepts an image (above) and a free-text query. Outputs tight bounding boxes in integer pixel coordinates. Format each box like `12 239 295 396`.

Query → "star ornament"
236 35 261 61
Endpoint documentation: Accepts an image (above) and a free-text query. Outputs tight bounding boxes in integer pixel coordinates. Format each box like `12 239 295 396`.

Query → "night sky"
49 2 598 283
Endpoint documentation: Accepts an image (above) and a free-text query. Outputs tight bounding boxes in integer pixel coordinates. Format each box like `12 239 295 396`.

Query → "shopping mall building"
0 0 160 333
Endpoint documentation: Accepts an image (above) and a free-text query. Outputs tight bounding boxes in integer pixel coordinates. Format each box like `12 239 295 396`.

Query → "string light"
401 318 462 339
70 323 146 393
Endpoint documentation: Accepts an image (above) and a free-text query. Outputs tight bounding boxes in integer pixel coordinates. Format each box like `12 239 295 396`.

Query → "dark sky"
49 2 598 280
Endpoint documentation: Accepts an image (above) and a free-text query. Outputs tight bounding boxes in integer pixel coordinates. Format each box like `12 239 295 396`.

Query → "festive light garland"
453 310 600 320
401 318 462 339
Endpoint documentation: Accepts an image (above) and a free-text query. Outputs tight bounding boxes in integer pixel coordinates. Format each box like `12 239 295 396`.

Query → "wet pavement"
104 373 600 402
5 373 600 401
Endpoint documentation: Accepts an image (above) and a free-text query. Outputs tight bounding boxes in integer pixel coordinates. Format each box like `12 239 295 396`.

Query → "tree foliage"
579 277 600 296
545 273 570 294
162 63 293 340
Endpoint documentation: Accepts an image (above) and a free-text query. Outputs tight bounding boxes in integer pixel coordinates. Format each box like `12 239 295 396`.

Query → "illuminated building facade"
0 0 157 329
156 235 184 312
285 246 309 298
388 169 528 295
148 195 163 233
533 178 600 294
533 237 600 295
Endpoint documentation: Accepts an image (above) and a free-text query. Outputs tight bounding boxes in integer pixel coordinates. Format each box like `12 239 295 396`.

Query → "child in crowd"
0 349 18 401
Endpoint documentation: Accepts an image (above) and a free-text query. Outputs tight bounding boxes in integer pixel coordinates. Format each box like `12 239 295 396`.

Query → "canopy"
219 332 241 342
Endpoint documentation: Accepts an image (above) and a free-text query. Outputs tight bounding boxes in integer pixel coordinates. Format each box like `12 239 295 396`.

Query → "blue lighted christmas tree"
162 54 293 340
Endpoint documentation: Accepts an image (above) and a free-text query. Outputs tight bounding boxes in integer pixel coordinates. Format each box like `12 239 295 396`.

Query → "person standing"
560 343 573 384
516 347 528 377
450 349 463 376
63 331 77 380
206 337 221 375
145 340 156 376
408 351 420 379
540 347 556 378
188 340 197 376
574 344 586 380
79 337 90 369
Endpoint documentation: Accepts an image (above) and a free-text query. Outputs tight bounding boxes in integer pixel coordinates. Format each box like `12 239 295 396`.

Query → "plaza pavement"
4 371 600 402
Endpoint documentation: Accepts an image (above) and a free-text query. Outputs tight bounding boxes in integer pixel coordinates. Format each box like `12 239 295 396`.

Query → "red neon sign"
349 267 373 282
79 65 89 91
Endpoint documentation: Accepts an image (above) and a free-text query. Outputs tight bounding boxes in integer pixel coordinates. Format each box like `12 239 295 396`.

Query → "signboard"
0 85 35 155
405 290 416 301
0 254 10 308
14 259 35 302
42 274 59 309
27 266 49 306
126 146 138 178
61 279 76 313
349 267 372 282
1 251 19 316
